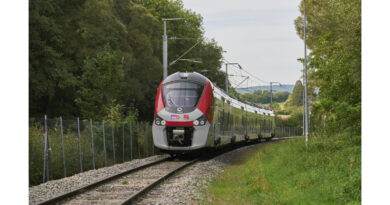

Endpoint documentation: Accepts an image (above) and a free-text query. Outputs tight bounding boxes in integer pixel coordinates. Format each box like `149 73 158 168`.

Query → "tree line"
295 0 361 135
29 0 226 121
240 90 290 105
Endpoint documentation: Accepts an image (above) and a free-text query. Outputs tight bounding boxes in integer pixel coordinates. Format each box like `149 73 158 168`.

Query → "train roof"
212 85 274 116
165 72 274 117
163 72 208 85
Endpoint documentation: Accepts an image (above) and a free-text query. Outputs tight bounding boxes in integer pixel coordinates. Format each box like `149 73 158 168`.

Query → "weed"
205 136 361 204
121 180 128 185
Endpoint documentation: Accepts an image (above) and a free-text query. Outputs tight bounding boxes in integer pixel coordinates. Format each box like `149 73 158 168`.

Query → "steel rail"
36 137 289 205
36 157 170 205
119 158 199 205
119 138 285 205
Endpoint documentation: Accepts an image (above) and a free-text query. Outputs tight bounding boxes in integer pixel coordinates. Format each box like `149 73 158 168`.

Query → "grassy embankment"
203 136 361 204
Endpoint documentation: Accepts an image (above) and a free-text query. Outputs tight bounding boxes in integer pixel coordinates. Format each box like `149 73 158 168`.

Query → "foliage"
240 90 290 105
75 45 125 120
290 80 304 106
275 110 303 128
204 136 361 204
295 0 361 135
29 0 225 121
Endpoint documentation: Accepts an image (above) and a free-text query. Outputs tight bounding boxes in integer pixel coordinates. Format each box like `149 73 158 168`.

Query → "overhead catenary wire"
222 59 269 86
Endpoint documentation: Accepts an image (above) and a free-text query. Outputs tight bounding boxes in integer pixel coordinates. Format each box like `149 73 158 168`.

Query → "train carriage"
152 72 275 155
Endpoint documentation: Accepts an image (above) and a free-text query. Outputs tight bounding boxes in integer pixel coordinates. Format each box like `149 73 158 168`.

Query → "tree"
295 0 361 135
29 0 78 117
75 45 125 119
290 80 304 106
29 0 226 122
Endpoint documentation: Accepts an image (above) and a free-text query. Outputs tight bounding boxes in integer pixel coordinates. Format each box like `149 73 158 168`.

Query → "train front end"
152 72 214 153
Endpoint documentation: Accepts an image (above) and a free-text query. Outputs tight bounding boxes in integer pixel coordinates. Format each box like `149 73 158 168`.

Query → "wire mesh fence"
274 127 303 138
29 116 302 186
29 116 158 186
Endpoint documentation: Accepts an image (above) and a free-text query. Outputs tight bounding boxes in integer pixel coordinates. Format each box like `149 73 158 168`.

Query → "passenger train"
152 72 275 155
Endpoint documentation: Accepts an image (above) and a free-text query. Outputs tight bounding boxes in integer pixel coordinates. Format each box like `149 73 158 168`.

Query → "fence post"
43 115 48 183
152 124 154 155
77 117 83 173
137 122 141 158
90 119 95 169
48 136 52 181
102 120 107 167
122 123 125 162
129 122 133 160
145 123 148 157
60 116 66 177
111 122 116 163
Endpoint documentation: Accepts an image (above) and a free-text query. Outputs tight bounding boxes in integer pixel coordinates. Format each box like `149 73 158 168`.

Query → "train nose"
172 129 185 135
172 129 185 144
167 127 194 146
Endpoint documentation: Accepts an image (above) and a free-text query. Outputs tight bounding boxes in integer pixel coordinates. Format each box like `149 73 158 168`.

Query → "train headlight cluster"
155 116 165 126
194 120 199 126
194 115 207 126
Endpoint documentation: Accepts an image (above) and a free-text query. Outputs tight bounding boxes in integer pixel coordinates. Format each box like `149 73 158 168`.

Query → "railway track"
35 138 287 205
36 157 197 205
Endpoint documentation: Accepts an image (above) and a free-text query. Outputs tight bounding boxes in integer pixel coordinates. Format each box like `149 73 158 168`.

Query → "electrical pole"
302 79 305 137
303 0 310 144
225 64 228 93
270 82 273 110
269 82 281 110
163 20 167 79
224 63 242 94
162 18 186 79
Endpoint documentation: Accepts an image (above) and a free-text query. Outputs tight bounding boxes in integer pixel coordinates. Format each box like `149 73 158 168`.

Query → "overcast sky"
181 0 303 86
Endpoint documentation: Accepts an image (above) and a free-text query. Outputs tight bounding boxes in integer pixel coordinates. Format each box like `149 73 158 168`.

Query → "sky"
181 0 304 86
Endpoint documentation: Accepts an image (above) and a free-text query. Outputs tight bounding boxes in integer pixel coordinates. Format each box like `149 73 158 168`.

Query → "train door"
240 106 245 137
221 96 225 136
226 100 231 140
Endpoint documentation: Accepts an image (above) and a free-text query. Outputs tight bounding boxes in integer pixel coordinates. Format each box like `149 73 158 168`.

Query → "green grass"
203 136 361 205
121 180 129 185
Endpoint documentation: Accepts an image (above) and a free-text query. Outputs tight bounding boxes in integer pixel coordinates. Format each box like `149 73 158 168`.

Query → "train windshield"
163 81 204 108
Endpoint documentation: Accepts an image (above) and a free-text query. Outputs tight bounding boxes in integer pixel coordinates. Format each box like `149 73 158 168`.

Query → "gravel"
29 140 279 205
136 142 269 205
29 155 169 205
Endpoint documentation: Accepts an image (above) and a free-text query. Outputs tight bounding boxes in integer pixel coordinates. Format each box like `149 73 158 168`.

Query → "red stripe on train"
154 81 165 119
165 121 194 127
197 81 214 123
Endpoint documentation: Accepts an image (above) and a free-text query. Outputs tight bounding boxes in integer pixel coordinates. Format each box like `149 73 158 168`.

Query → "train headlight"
194 115 207 126
194 120 199 126
155 116 165 126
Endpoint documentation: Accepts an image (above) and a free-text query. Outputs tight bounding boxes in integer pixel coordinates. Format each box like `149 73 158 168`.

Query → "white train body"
152 72 275 154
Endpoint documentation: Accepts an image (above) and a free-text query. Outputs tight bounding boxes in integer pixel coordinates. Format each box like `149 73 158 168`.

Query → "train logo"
170 114 180 120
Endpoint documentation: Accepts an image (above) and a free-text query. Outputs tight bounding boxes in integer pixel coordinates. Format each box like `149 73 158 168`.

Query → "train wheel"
257 134 262 142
